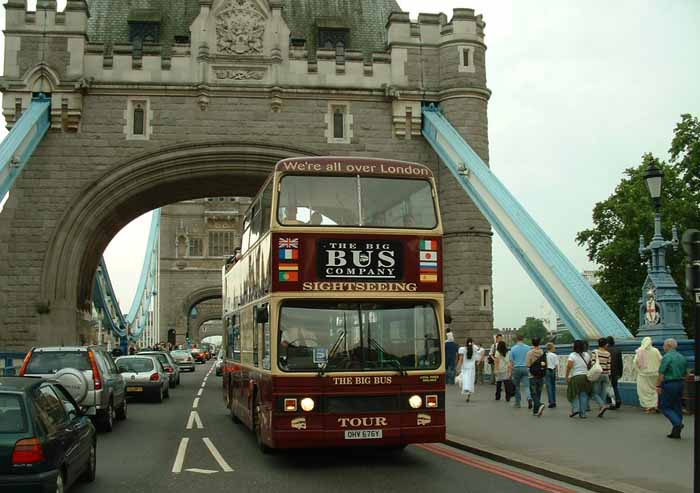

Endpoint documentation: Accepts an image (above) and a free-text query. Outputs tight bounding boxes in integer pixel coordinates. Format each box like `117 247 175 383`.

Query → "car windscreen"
116 358 154 373
0 394 27 433
139 353 169 365
26 351 91 374
171 351 189 357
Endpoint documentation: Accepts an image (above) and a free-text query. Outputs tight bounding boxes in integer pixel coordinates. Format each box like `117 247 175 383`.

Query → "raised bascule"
0 0 633 355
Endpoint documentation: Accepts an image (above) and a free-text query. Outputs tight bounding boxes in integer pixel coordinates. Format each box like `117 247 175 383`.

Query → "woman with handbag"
589 338 611 417
493 341 511 401
565 340 593 418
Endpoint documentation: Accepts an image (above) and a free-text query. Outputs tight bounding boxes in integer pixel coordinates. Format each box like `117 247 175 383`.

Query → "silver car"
21 346 127 432
171 350 196 372
115 355 169 402
137 351 180 387
215 350 224 376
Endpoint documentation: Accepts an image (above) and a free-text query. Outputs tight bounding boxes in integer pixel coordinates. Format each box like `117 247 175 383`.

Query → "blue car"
0 377 96 492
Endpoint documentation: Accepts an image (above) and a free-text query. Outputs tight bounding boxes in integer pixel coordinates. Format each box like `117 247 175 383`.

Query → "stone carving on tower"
215 0 266 55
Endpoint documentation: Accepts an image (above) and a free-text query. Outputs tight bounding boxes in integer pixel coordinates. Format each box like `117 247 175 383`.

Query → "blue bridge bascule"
0 98 633 344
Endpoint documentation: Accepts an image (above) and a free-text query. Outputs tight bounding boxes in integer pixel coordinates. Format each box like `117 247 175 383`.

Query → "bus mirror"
444 309 453 325
256 306 269 324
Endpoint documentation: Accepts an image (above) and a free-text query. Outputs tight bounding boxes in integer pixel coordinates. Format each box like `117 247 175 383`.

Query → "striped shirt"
594 349 611 375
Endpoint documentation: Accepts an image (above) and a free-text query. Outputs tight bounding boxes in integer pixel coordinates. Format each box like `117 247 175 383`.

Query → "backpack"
529 350 547 378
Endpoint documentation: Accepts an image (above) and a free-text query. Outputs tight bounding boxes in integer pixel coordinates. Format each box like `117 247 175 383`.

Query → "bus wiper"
318 329 346 376
368 336 407 376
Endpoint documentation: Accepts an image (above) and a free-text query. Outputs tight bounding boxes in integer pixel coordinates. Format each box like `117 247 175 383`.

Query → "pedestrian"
508 335 532 409
526 337 547 416
476 346 486 384
633 336 662 413
590 338 612 417
545 342 559 408
488 334 503 385
445 329 458 385
457 338 483 402
565 340 592 419
606 336 623 409
656 338 688 439
494 341 511 401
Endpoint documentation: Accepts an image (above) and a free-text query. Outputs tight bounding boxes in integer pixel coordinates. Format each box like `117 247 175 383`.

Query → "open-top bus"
222 157 445 451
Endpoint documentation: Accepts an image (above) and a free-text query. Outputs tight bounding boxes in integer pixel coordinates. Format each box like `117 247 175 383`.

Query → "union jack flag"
279 238 299 249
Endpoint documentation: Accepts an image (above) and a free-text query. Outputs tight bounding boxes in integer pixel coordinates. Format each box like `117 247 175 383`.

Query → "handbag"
455 373 463 386
586 352 603 382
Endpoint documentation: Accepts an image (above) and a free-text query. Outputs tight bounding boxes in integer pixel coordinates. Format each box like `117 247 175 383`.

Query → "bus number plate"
344 429 383 440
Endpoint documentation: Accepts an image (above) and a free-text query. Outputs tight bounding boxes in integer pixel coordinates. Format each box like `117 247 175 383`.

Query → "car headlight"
300 397 315 412
408 394 422 409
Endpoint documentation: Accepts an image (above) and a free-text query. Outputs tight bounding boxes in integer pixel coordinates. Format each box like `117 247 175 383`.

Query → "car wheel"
253 395 270 454
55 468 65 493
116 397 127 421
164 386 170 399
99 401 114 432
155 386 163 403
82 442 96 482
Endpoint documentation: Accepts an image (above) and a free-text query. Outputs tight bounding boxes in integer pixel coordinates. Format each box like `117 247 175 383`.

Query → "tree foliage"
577 114 700 335
517 317 549 344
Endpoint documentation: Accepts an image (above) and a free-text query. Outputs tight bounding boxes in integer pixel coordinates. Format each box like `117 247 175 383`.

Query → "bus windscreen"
278 301 441 372
278 175 437 229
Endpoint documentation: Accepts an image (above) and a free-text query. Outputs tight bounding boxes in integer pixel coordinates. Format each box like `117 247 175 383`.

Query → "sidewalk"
445 382 693 493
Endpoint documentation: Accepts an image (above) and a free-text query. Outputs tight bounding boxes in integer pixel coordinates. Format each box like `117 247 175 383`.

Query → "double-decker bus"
222 157 445 451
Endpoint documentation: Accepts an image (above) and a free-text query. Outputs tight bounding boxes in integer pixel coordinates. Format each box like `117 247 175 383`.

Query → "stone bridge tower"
158 197 249 345
0 0 493 351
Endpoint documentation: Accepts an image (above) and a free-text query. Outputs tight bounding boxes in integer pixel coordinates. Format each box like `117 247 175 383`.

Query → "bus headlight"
409 395 422 409
300 397 315 412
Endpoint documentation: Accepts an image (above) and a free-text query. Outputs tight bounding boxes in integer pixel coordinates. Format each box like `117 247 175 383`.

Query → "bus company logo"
337 417 388 428
417 414 431 426
278 237 299 282
291 417 307 430
317 239 403 280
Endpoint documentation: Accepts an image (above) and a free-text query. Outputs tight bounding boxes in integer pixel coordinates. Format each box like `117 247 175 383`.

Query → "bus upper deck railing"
1 352 27 376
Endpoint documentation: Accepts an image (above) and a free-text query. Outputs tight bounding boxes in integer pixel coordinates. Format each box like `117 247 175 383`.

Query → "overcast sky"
2 1 699 330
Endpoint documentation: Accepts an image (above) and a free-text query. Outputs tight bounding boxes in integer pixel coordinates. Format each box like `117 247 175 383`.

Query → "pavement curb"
444 434 656 493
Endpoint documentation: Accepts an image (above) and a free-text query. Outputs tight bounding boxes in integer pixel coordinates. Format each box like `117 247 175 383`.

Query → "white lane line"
172 438 189 473
203 437 234 472
186 468 217 475
186 410 203 430
193 397 200 409
197 388 203 396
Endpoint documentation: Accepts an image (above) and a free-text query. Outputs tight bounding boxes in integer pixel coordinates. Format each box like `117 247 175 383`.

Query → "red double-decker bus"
222 157 445 451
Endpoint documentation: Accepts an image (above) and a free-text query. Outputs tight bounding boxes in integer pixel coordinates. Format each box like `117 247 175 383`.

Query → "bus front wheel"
228 390 241 424
254 395 271 454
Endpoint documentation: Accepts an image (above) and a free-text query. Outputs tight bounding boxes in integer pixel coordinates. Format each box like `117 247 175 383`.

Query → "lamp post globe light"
637 161 686 339
644 161 664 210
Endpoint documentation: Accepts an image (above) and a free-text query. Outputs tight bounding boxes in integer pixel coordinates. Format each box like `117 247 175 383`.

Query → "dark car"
0 377 96 492
191 349 206 364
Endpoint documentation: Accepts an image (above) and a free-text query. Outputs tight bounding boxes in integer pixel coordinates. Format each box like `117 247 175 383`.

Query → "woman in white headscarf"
633 336 662 413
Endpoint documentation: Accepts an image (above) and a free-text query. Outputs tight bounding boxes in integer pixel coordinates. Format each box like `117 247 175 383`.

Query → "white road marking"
203 437 234 472
193 397 200 409
186 468 217 475
197 388 203 396
172 438 189 473
186 411 203 430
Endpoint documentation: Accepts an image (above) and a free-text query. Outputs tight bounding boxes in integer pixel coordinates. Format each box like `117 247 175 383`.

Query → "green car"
0 377 96 492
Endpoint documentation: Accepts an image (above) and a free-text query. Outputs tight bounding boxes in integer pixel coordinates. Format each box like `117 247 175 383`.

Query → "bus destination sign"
317 239 403 281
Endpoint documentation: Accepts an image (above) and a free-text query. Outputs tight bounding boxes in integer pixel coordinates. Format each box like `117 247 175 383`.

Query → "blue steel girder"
93 259 127 338
0 95 51 200
422 105 632 340
126 210 161 340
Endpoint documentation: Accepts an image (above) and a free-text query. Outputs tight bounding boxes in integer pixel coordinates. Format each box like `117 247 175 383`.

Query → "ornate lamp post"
637 162 686 339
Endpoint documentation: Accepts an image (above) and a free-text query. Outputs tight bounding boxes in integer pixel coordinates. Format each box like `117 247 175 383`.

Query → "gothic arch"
182 285 222 317
40 140 317 321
